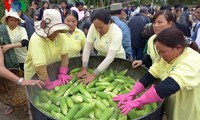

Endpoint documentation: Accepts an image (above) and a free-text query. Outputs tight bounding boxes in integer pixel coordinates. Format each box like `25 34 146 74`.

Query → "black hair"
196 5 200 9
91 9 111 24
154 28 186 48
152 10 174 23
61 0 67 4
183 5 188 11
42 1 49 8
110 9 122 15
66 10 79 21
79 2 84 6
33 1 39 6
174 3 181 9
160 4 171 11
75 2 80 7
67 4 73 10
82 23 91 30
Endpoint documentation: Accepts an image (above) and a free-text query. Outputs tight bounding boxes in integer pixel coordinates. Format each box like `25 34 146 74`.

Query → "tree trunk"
98 0 104 7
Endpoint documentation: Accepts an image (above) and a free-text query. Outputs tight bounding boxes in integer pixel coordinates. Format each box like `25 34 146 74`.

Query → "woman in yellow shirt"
132 10 199 68
24 9 71 90
64 10 86 58
77 9 125 84
114 28 200 120
132 10 174 68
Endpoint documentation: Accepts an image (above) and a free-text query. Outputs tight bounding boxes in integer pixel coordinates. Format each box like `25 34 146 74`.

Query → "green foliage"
0 1 5 23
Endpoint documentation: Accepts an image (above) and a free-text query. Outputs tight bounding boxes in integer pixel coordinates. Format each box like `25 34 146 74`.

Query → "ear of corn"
94 108 102 119
99 107 114 120
59 97 68 115
74 104 93 119
71 95 83 103
66 104 79 119
66 97 74 108
33 68 158 120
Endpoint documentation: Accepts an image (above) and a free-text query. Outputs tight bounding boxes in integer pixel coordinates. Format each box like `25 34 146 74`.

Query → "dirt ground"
0 102 29 120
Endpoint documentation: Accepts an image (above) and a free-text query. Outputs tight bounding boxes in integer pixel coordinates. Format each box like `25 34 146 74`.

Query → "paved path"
0 102 29 120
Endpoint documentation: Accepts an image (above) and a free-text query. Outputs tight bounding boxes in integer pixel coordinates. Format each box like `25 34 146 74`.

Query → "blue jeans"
132 48 144 60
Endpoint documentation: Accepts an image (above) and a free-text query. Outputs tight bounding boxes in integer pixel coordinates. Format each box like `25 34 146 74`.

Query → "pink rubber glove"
113 82 145 107
58 66 72 84
44 79 63 90
119 85 162 115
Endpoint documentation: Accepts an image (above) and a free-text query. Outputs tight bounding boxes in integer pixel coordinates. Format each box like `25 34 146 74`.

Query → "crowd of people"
0 0 200 119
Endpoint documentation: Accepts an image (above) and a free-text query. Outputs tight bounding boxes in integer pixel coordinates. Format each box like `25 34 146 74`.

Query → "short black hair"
160 4 171 11
174 3 181 9
110 9 122 15
33 1 39 6
196 5 200 9
82 23 91 30
61 0 67 4
91 9 111 24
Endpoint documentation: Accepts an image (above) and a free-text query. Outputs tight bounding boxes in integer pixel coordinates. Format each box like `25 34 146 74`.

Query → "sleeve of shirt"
80 31 86 49
20 27 28 40
86 24 95 43
109 24 123 51
195 28 200 48
59 34 69 56
148 60 161 79
169 59 200 90
155 77 180 99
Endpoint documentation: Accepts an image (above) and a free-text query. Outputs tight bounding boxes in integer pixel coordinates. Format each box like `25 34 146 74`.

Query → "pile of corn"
33 68 157 120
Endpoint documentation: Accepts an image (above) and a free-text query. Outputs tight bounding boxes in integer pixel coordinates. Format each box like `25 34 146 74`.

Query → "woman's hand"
1 44 14 53
132 60 143 68
77 67 88 79
79 73 96 85
21 80 45 88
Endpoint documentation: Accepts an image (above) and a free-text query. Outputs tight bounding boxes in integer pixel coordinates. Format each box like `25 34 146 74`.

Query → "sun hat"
1 8 25 24
70 7 85 21
34 9 69 37
110 3 123 11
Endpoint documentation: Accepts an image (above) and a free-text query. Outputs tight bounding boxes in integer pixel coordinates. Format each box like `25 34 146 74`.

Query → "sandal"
4 106 14 116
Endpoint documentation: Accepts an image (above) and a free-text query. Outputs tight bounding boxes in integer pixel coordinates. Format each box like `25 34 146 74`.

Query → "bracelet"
17 77 24 85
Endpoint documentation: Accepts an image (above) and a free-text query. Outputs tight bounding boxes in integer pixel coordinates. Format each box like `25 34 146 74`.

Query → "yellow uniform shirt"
24 33 70 80
87 23 125 59
146 34 158 63
6 25 28 63
149 47 200 120
64 28 86 58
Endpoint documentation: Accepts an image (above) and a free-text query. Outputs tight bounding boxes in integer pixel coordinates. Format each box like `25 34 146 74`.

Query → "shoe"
4 106 14 116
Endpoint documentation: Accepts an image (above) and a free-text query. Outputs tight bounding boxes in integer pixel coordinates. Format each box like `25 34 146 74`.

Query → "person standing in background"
192 6 200 49
128 7 150 60
110 3 133 61
37 1 49 21
28 0 40 21
60 0 68 18
11 0 35 39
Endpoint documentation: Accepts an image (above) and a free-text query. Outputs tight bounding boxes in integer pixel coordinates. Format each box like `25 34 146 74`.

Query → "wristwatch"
17 77 24 85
